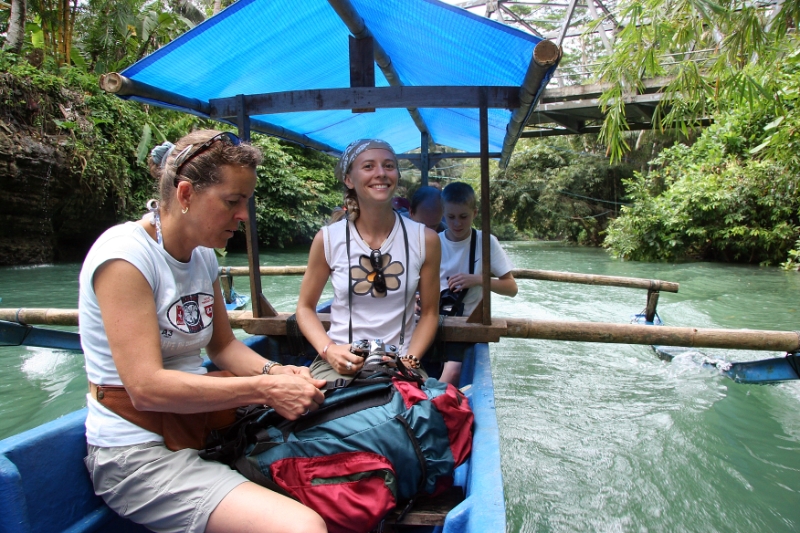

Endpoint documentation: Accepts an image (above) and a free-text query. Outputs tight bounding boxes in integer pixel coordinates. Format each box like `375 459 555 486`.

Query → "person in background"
392 196 411 215
408 185 446 233
438 182 518 385
80 130 327 533
296 139 441 382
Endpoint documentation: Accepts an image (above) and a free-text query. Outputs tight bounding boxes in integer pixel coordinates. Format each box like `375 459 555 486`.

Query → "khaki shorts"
310 355 428 381
85 442 248 533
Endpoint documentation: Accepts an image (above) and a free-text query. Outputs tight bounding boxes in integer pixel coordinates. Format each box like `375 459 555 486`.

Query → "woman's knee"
293 508 327 533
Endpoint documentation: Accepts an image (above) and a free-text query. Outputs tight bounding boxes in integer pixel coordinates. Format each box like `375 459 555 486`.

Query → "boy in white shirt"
439 182 518 385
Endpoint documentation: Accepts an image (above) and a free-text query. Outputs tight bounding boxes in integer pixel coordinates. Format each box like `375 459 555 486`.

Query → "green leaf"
764 116 784 131
749 140 770 155
136 124 153 165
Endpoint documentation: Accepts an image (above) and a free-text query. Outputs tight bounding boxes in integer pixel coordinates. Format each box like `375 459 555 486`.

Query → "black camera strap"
345 212 410 346
448 228 477 313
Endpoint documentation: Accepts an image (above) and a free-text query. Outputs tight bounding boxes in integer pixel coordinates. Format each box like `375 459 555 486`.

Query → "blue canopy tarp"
119 0 551 156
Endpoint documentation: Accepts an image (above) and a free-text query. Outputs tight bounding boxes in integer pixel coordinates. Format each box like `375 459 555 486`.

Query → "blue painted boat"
0 320 81 352
223 290 250 312
0 329 505 533
632 313 800 384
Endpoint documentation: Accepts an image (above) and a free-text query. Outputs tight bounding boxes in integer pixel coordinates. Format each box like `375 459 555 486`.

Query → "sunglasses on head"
173 132 241 187
369 249 387 294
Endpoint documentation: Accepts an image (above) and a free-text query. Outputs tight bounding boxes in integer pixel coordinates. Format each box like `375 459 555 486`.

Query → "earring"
182 206 189 214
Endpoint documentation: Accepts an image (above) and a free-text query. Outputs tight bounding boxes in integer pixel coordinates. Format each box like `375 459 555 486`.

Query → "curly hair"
148 129 263 211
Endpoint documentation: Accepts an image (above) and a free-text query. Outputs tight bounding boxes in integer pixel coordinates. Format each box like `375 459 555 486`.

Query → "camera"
439 288 466 316
350 339 398 367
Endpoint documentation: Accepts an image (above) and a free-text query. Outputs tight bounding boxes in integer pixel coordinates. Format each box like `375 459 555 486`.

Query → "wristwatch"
262 360 283 375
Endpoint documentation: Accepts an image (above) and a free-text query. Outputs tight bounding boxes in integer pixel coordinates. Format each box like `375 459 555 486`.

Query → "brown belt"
88 373 237 451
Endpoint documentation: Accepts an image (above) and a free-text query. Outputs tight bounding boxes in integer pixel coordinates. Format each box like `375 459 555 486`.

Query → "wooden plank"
479 91 492 325
644 290 660 323
539 77 674 103
521 117 713 138
384 486 465 527
238 100 276 319
209 86 522 118
534 92 665 116
238 313 507 343
349 35 375 113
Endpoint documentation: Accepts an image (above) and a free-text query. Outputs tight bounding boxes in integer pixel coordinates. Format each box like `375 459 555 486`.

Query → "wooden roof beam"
98 73 339 155
210 86 521 117
403 152 502 171
327 0 434 146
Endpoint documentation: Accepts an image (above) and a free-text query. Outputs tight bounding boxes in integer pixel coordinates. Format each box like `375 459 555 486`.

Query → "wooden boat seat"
383 486 466 529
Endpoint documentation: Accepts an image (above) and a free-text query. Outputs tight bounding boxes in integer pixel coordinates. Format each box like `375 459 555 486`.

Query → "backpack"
202 366 473 533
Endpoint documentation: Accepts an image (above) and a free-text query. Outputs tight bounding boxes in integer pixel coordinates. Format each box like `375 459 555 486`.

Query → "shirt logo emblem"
167 293 214 334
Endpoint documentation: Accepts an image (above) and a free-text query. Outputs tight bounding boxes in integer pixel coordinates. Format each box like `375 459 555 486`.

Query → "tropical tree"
594 0 800 162
3 0 25 53
479 137 632 244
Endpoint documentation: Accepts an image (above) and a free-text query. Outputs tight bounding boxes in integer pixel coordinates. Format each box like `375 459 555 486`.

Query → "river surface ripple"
1 243 798 532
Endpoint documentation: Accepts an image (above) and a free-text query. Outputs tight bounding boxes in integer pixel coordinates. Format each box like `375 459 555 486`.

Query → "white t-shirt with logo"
78 222 218 447
439 230 514 316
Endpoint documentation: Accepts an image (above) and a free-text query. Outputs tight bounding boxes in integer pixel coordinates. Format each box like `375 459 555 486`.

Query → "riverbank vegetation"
1 0 799 267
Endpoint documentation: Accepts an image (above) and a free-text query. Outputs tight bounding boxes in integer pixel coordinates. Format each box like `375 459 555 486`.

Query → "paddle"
0 320 82 352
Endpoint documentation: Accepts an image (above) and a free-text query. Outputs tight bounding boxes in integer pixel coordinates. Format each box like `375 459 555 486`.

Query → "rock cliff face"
0 93 118 266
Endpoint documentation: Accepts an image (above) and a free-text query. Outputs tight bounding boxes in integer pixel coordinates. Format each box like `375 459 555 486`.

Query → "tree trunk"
3 0 26 54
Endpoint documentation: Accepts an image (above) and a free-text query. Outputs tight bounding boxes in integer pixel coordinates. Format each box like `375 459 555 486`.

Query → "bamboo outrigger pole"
217 266 680 293
2 309 798 353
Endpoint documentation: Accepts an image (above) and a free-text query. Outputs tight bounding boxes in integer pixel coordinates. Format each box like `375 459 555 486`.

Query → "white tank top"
322 214 426 356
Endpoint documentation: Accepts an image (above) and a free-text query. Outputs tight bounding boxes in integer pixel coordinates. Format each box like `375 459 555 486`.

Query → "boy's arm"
446 233 518 297
446 271 517 297
490 272 518 297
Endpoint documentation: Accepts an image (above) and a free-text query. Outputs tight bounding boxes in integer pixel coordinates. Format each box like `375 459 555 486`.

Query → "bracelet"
320 341 335 359
262 360 283 375
400 354 420 369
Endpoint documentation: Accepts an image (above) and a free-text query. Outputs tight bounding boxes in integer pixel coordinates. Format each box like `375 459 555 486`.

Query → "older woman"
79 130 327 533
295 139 441 381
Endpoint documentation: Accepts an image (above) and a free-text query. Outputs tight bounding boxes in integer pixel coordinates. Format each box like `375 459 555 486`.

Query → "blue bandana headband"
150 141 176 168
334 139 397 182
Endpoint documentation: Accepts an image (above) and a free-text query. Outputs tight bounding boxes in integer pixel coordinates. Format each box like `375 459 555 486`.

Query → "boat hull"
0 340 505 533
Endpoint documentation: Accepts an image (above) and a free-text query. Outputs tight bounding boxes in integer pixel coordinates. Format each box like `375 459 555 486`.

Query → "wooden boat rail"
3 308 798 353
219 265 677 322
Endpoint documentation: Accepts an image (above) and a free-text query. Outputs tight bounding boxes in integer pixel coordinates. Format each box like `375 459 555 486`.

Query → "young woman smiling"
296 139 441 381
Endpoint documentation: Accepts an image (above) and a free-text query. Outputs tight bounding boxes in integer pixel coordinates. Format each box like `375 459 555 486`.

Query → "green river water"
1 242 798 532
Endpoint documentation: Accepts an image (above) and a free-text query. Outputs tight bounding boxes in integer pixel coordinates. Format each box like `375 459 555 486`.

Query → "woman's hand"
262 374 326 420
447 273 480 292
325 344 363 376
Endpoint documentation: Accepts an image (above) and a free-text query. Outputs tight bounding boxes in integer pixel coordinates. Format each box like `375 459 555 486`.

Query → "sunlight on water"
1 243 799 531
